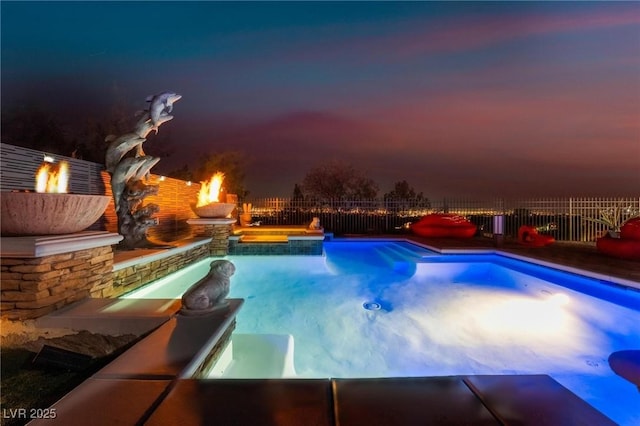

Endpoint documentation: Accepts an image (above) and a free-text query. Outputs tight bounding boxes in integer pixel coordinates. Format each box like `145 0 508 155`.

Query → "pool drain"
363 301 381 311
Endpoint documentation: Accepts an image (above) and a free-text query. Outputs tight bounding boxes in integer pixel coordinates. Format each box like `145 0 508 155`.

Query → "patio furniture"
596 217 640 260
517 225 555 247
411 214 477 238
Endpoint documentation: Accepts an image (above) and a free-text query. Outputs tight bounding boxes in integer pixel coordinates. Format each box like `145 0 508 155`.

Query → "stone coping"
233 225 324 235
186 218 237 225
496 251 640 291
231 234 325 243
36 298 182 336
288 235 326 241
94 299 243 379
35 374 615 425
232 227 326 245
112 237 212 272
27 378 172 426
0 231 123 258
179 300 244 378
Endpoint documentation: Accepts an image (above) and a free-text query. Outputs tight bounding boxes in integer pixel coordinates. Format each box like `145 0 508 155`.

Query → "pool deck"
31 235 638 425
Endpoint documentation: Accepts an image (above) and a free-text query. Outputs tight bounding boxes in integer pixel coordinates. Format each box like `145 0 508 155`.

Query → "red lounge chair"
411 214 477 238
596 217 640 261
517 225 555 247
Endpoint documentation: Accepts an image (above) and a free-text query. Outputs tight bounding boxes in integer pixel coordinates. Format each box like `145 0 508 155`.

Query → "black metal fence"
244 197 640 242
3 143 638 242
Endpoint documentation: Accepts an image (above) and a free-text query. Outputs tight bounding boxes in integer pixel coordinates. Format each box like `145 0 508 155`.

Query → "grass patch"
1 334 140 426
1 347 86 426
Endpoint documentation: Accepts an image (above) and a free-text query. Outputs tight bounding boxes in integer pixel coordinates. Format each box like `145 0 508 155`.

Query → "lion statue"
309 217 321 230
180 260 236 315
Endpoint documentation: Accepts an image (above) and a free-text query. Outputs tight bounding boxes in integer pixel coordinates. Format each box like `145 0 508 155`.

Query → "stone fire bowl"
1 192 111 236
191 202 236 218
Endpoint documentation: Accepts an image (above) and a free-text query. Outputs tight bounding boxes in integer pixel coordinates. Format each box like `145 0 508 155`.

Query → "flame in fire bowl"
190 202 236 218
1 192 110 236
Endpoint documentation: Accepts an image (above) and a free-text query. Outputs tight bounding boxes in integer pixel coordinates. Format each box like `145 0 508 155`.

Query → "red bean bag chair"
411 214 477 238
597 217 640 260
518 225 555 247
608 350 640 390
621 217 640 240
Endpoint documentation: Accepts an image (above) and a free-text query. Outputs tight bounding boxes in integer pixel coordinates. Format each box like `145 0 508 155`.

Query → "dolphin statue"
111 157 148 213
133 113 155 139
131 156 160 181
146 91 181 130
105 133 147 173
134 112 172 138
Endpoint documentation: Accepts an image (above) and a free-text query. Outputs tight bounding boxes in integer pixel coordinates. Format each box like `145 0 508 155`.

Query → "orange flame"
197 171 225 207
35 161 69 193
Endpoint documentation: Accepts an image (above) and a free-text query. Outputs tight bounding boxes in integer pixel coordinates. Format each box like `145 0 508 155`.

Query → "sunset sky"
2 1 639 198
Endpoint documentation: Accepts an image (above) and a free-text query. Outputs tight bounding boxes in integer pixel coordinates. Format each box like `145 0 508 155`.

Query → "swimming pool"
123 241 640 425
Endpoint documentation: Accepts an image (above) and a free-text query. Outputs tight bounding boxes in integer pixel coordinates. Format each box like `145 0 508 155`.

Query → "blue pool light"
363 301 382 311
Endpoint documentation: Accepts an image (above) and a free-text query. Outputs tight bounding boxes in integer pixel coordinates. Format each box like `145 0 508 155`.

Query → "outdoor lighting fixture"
159 176 166 181
186 181 192 186
43 154 55 163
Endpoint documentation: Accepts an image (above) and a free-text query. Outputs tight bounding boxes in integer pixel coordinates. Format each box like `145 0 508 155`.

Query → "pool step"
388 242 437 259
375 245 419 275
207 334 297 379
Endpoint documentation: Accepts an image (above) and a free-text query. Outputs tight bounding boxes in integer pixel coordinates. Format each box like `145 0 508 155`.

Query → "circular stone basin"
191 202 236 218
1 192 111 236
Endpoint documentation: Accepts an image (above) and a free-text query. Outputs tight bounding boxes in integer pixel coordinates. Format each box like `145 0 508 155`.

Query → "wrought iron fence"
242 197 640 242
3 143 638 242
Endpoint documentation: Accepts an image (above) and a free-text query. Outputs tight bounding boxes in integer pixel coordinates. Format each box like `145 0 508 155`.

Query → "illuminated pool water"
123 241 640 425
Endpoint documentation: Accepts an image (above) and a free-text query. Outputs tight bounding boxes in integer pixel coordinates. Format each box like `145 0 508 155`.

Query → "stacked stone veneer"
190 224 234 257
111 243 209 298
1 246 114 320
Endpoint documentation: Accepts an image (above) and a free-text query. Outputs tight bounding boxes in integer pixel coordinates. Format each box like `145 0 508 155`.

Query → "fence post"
493 214 504 247
569 197 573 241
385 199 389 232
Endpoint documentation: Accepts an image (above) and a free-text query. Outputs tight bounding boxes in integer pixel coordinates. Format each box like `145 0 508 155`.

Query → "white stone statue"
180 260 235 315
309 217 321 230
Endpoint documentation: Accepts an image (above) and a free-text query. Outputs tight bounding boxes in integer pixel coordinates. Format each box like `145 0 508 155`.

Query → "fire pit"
191 171 235 218
1 160 110 236
1 192 110 236
191 202 236 219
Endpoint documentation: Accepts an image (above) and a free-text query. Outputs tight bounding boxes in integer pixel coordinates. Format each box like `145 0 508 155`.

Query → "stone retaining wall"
111 243 210 298
1 246 114 320
1 238 212 320
190 224 233 257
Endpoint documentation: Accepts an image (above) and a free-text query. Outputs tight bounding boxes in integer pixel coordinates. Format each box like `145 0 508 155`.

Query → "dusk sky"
2 1 639 198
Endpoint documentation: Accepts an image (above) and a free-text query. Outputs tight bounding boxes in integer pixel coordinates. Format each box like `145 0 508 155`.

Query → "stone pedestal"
187 218 237 257
0 231 123 320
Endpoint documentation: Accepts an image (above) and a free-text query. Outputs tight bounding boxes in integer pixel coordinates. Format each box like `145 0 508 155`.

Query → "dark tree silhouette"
301 160 378 201
384 180 431 209
292 183 305 201
193 151 249 198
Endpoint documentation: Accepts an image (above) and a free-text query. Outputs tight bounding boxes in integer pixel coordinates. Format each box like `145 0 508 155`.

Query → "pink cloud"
387 7 640 59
